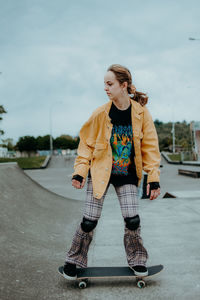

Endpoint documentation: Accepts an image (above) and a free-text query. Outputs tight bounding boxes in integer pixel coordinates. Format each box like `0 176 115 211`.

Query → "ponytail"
128 84 148 106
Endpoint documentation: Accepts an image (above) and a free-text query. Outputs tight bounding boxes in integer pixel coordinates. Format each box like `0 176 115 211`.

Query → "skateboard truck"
78 276 146 289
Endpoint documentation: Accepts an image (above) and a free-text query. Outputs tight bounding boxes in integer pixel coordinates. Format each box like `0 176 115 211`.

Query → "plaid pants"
65 177 148 268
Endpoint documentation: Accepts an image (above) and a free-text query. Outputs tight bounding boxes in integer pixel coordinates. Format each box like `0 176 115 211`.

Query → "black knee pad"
81 217 98 233
125 215 140 231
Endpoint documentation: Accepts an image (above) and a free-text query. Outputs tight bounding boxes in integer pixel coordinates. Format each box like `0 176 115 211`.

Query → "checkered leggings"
65 177 148 268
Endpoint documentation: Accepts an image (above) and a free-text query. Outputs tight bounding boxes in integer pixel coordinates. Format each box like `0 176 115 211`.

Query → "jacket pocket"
93 142 107 159
86 138 95 148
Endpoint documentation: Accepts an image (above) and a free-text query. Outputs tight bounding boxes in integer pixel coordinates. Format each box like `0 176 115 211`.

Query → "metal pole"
171 122 175 153
0 72 2 146
49 107 53 156
173 122 175 154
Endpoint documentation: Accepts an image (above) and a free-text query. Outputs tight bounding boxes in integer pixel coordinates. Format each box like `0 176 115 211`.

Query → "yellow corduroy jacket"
72 98 161 199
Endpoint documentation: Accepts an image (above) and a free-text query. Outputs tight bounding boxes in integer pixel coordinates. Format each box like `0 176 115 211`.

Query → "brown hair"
107 64 148 106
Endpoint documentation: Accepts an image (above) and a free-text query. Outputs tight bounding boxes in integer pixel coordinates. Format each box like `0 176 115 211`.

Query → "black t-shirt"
88 101 138 187
108 102 138 187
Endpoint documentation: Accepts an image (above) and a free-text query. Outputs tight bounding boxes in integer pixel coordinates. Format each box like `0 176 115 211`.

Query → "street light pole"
0 72 2 146
171 122 175 154
49 107 53 156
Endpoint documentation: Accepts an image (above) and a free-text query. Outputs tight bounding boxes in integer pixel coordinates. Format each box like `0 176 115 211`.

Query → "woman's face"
104 71 124 100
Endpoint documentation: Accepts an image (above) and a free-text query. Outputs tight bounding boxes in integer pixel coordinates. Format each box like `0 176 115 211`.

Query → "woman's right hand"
72 178 86 189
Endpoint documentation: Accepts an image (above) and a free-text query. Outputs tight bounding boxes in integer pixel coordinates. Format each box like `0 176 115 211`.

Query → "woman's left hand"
147 184 161 200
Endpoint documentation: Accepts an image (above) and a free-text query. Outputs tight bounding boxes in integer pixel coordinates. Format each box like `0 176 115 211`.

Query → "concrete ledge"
178 168 200 178
20 155 52 170
161 151 180 164
0 156 52 170
182 160 200 166
161 152 200 166
163 192 177 198
163 190 200 198
40 154 51 169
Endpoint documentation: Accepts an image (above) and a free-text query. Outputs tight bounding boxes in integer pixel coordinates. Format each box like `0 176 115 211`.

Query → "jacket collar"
130 98 144 114
104 98 143 119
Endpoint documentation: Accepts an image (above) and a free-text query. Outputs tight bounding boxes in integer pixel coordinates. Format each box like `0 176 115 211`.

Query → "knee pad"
81 217 98 233
125 215 140 231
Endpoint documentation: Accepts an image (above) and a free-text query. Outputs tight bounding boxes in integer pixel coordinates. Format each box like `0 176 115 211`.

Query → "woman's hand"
147 184 161 200
72 178 86 189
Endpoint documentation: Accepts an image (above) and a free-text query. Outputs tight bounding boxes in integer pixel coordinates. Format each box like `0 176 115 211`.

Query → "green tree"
16 136 37 155
154 119 163 126
54 134 79 150
154 120 192 151
54 137 69 149
0 105 7 136
36 135 52 150
1 138 14 150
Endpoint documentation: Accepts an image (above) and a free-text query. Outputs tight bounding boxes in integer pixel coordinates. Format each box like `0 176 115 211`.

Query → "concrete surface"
26 156 200 199
182 161 200 166
25 156 88 200
1 158 200 300
0 162 83 300
160 158 200 198
25 156 117 200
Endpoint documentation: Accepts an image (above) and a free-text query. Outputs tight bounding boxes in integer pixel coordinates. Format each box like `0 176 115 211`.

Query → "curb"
40 155 51 169
21 155 52 170
161 152 200 166
161 151 180 164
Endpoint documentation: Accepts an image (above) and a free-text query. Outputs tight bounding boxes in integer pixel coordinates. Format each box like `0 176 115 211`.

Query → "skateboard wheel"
79 281 87 289
137 280 145 288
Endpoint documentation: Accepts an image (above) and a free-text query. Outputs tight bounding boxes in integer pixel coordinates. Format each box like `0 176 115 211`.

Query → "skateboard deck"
58 264 164 288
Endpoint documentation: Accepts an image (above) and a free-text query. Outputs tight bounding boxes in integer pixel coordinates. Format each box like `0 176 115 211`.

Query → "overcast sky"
0 0 200 142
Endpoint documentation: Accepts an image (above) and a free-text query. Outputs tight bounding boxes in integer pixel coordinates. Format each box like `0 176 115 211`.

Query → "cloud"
0 0 200 141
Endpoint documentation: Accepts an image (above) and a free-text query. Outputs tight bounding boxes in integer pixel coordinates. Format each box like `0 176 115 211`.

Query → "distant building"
190 121 200 161
0 147 8 157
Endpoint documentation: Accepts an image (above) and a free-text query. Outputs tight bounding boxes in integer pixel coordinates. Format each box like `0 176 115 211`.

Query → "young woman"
63 64 161 279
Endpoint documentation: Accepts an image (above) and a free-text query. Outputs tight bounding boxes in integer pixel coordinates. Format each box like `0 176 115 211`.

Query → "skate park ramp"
24 155 84 200
47 155 72 169
1 161 200 300
160 157 200 199
0 162 83 300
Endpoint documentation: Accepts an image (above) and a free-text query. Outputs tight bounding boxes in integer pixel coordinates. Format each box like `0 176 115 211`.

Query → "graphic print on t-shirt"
110 124 133 175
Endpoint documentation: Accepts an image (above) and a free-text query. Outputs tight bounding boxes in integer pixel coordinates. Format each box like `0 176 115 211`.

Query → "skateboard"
58 264 164 289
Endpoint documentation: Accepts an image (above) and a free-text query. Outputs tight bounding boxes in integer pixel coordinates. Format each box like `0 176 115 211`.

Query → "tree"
154 119 192 151
16 136 37 155
0 105 7 136
54 134 78 150
154 119 163 126
54 135 79 149
36 135 52 150
1 138 14 150
54 137 69 149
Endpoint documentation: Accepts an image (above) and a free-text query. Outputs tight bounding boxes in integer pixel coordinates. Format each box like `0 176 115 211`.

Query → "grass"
168 152 193 162
0 156 46 169
168 154 181 161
